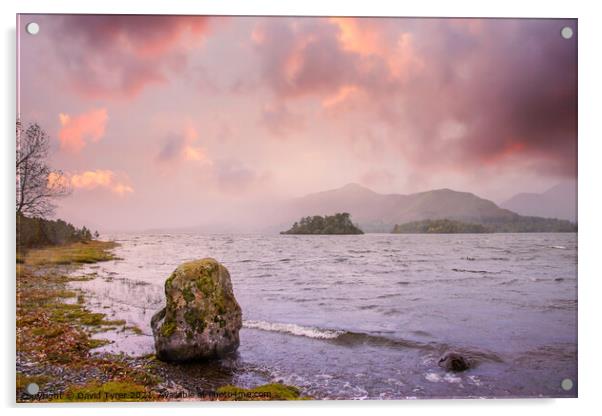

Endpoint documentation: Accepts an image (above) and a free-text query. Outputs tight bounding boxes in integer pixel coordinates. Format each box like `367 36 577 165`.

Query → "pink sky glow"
18 15 577 231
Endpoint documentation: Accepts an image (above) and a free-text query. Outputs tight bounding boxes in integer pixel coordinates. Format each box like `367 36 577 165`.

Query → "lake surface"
72 233 577 399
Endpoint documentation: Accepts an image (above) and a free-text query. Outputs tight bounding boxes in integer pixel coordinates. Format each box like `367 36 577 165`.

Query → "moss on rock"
160 321 176 338
151 258 242 362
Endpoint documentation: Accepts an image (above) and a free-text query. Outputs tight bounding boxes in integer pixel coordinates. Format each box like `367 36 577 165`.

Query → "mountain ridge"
501 182 576 222
287 183 573 232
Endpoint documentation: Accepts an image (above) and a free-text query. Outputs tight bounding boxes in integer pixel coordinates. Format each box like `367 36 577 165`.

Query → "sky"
18 15 577 231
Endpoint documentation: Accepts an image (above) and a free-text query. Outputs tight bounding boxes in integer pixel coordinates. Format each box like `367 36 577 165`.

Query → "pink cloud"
252 18 577 178
260 101 304 137
58 108 108 153
329 18 424 81
49 170 133 195
49 15 214 99
156 125 212 165
252 18 420 101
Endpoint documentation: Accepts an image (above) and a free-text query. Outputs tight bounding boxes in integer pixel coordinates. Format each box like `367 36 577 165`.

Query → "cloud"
260 101 304 137
213 160 271 194
359 168 395 188
58 108 108 153
252 18 419 100
156 125 211 165
252 18 577 177
414 19 577 176
48 15 214 99
48 170 133 195
329 17 424 81
321 85 360 109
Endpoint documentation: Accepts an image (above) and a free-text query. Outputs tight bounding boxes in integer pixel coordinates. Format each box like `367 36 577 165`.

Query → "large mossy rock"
151 258 242 362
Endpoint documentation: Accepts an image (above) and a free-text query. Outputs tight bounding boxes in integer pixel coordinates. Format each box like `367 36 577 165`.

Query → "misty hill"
288 183 575 233
501 182 577 222
289 183 516 232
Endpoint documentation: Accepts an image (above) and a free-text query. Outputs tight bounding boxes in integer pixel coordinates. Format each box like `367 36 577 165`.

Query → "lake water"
72 233 577 399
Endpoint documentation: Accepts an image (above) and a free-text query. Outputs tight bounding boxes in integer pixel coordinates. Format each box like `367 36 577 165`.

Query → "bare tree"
16 121 71 218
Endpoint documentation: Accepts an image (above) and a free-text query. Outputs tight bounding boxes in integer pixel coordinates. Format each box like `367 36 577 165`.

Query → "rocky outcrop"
438 352 471 372
151 258 242 362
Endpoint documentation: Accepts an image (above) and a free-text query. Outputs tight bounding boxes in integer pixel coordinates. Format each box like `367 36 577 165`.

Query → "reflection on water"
71 233 577 399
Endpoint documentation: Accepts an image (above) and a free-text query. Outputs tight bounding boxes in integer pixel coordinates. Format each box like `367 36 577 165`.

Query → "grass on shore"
16 240 308 402
16 241 161 402
21 240 119 266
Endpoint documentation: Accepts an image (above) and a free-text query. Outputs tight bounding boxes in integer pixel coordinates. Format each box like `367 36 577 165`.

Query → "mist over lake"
72 232 577 399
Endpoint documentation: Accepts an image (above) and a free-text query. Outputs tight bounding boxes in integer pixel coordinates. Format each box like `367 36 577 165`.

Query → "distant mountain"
288 183 518 232
501 182 577 222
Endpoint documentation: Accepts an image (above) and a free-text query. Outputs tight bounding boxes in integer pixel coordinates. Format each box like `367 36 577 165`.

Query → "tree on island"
392 219 491 234
281 213 364 234
391 216 577 234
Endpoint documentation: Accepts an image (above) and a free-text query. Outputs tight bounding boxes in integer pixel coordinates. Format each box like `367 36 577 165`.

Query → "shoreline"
16 240 307 402
17 234 577 400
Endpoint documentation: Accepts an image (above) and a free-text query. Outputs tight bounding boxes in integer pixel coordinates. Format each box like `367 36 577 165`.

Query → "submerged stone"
151 258 242 362
438 351 471 372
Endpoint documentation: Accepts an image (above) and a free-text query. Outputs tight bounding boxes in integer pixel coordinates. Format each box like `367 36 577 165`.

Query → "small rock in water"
438 352 471 372
151 258 242 362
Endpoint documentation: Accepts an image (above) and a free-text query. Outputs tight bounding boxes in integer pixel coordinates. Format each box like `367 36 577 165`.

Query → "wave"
243 320 344 339
242 320 427 348
243 320 430 348
358 304 379 310
375 293 401 299
452 268 500 274
243 320 504 363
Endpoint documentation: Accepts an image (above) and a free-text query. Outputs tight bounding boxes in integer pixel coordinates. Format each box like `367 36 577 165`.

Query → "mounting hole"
560 26 574 40
561 378 574 391
26 22 40 35
26 382 39 395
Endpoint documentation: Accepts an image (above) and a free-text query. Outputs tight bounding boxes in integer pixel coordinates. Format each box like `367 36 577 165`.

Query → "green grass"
23 241 119 266
87 338 111 349
16 240 130 368
125 325 144 335
44 302 125 327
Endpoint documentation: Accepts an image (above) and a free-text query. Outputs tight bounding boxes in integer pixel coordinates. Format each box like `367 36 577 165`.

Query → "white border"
2 1 601 415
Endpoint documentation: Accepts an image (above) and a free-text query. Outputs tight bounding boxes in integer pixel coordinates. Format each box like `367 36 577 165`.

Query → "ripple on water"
70 232 576 399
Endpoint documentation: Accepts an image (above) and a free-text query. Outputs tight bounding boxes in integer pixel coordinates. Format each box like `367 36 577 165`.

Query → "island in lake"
281 213 364 235
391 216 577 234
392 219 490 234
